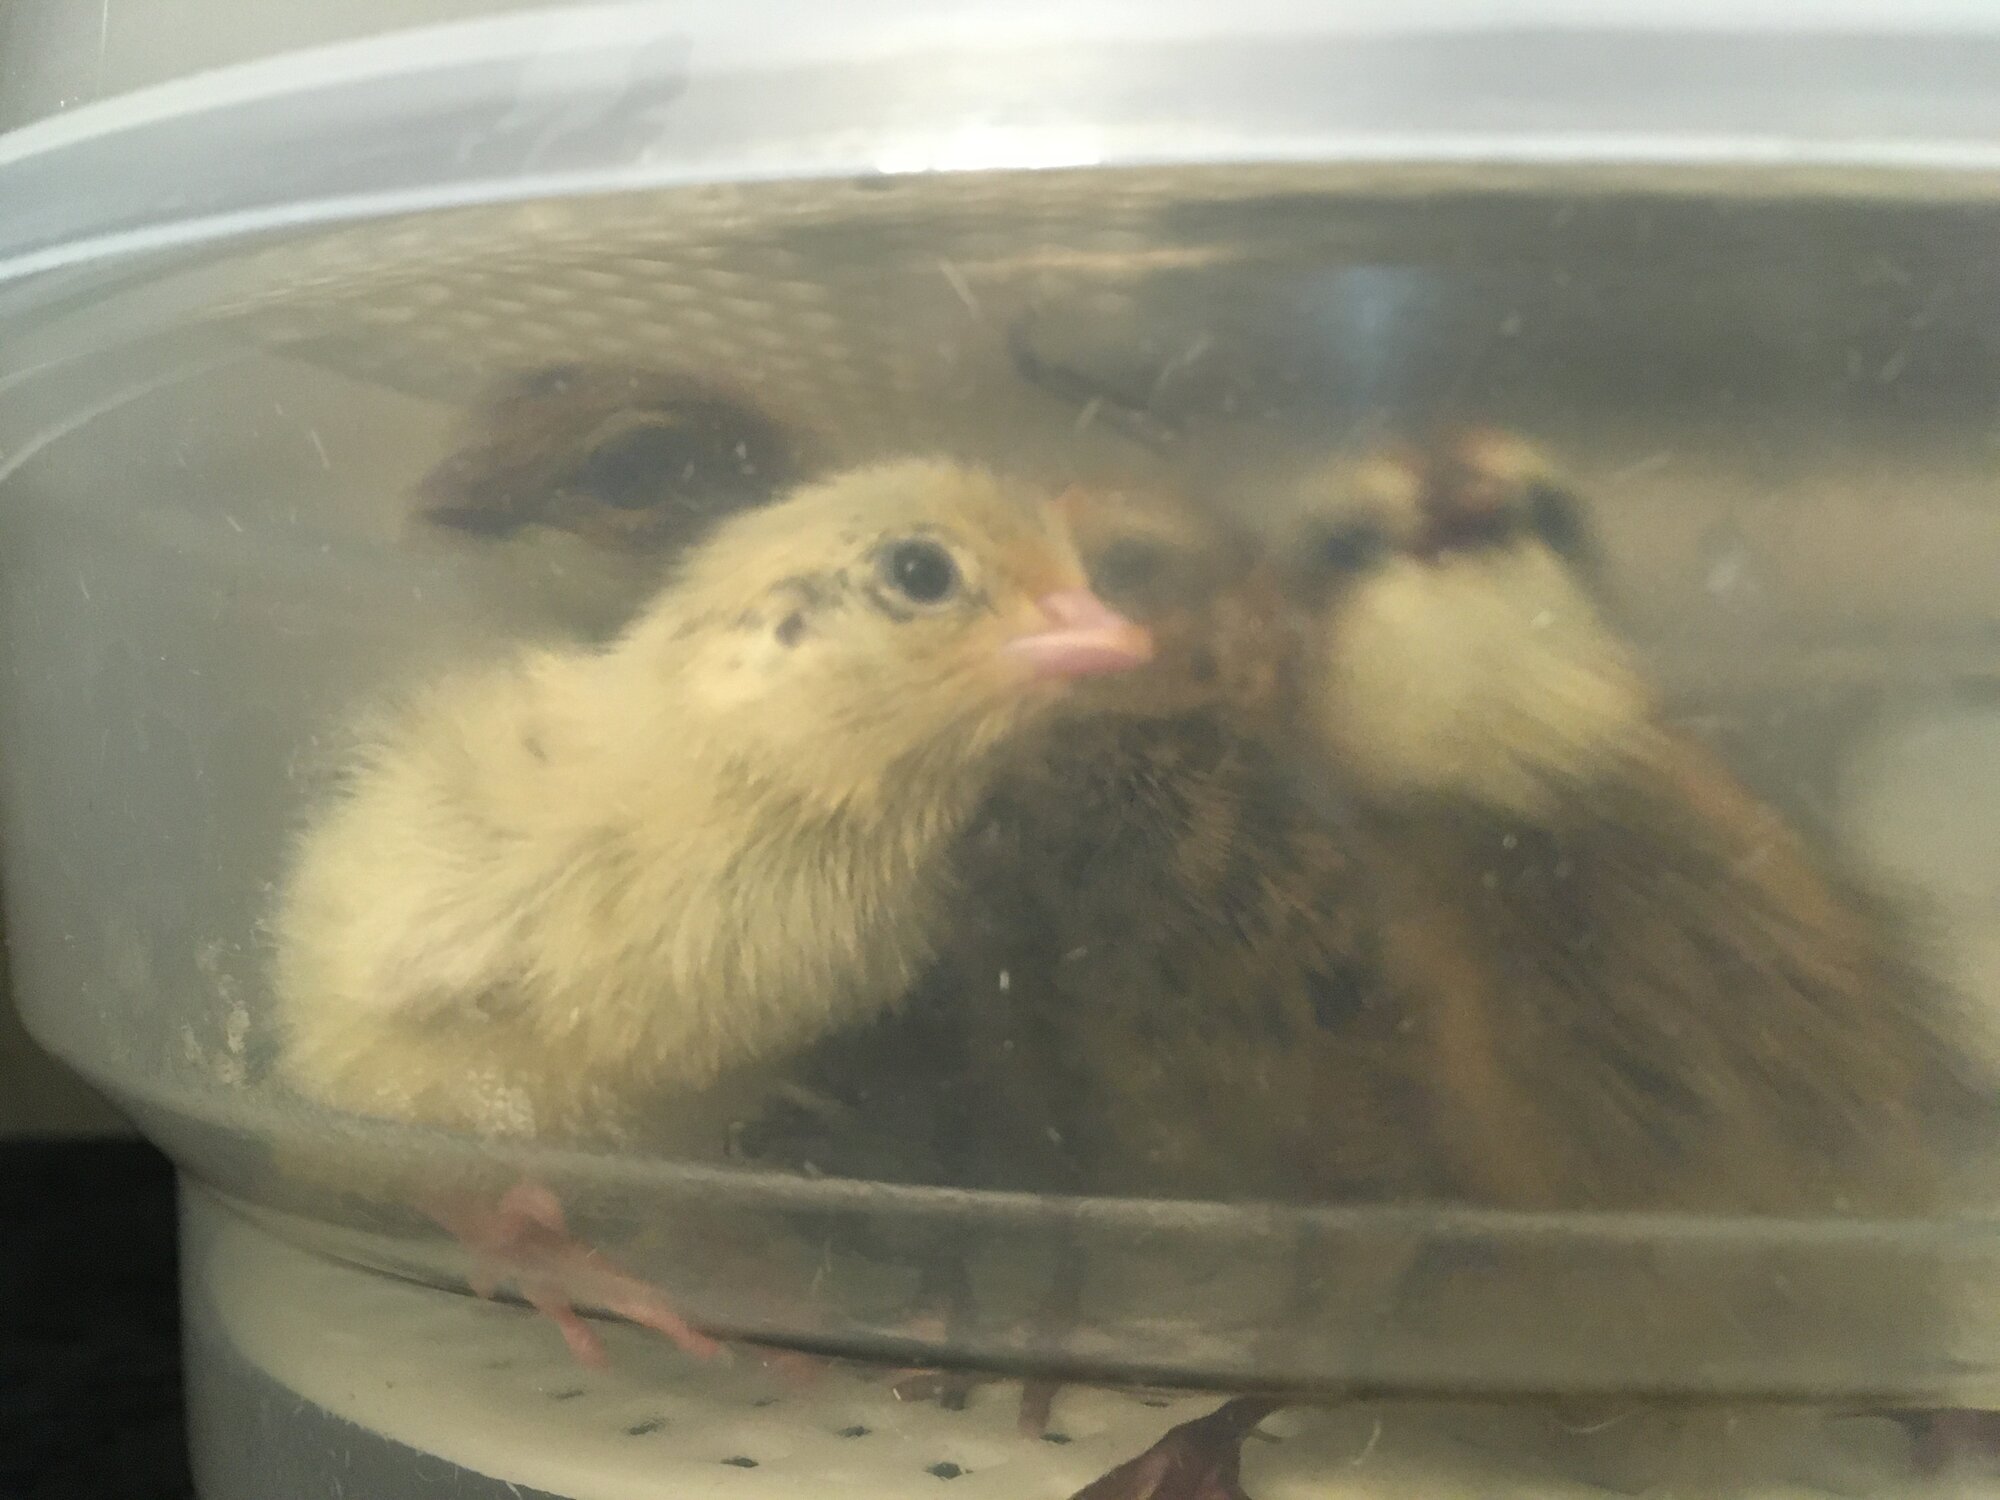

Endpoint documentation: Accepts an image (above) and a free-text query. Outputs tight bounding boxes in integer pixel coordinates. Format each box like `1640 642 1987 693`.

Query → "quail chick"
1287 430 1996 1471
272 457 1153 1360
739 479 1391 1200
941 478 1434 1212
1060 432 2000 1500
1289 428 1987 1217
732 479 1434 1438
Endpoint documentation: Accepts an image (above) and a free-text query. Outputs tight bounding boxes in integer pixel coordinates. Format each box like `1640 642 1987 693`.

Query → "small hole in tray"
722 1456 760 1469
626 1419 664 1437
926 1462 965 1480
838 1425 871 1439
550 1388 585 1401
1042 1432 1072 1445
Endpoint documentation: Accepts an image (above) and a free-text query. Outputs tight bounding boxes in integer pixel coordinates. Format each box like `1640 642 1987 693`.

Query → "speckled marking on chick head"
626 458 1113 793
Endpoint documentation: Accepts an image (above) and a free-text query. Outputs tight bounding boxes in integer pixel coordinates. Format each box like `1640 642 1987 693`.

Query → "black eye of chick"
878 539 962 605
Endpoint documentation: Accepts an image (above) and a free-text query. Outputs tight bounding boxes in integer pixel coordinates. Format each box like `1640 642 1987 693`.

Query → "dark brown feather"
418 363 813 552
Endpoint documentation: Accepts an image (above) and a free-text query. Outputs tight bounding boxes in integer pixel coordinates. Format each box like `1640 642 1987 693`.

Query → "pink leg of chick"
428 1182 824 1379
426 1181 722 1368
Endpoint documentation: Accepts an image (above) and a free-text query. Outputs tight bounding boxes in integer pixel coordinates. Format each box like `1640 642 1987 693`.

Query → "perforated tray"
196 1188 1958 1499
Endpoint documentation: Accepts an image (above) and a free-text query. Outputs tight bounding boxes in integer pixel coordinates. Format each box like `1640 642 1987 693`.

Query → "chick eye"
877 539 962 605
1312 521 1389 576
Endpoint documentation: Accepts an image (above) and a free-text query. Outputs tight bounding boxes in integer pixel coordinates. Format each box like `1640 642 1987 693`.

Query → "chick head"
1064 482 1234 623
1418 427 1601 580
643 457 1155 780
420 363 809 551
1280 429 1651 817
1050 482 1293 721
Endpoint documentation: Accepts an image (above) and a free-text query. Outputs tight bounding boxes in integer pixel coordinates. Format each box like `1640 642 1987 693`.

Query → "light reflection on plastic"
872 123 1105 174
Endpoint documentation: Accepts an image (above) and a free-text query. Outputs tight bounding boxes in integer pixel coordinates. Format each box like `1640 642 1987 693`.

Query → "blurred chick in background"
419 362 812 552
1279 430 1997 1484
1053 434 2000 1499
272 457 1152 1362
1287 428 1989 1218
415 363 817 637
754 474 1417 1196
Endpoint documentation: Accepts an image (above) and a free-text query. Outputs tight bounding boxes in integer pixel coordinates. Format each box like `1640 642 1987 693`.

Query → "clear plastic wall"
8 6 2000 1495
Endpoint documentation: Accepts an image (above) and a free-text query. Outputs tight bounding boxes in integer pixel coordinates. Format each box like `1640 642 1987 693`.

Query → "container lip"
6 5 2000 286
12 0 2000 166
128 1082 2000 1246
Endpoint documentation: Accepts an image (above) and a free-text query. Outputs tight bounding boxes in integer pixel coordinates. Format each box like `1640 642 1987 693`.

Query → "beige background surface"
1 976 130 1136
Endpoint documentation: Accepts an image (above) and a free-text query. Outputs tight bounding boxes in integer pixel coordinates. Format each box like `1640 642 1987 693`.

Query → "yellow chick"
1284 430 1995 1472
271 457 1152 1357
1287 429 1985 1215
278 455 1153 1133
736 480 1354 1199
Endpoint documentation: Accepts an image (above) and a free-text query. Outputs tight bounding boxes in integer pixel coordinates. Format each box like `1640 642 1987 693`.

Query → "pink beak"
1003 588 1154 680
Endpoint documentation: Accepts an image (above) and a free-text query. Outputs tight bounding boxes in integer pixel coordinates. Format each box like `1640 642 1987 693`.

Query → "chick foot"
877 1308 1061 1433
1067 1395 1282 1500
427 1180 722 1368
886 1366 1062 1433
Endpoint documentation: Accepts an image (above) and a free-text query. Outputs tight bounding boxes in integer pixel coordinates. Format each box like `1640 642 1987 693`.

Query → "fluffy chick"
1055 435 2000 1499
276 457 1151 1139
270 459 1151 1359
945 480 1442 1212
1279 433 2000 1483
1287 429 1987 1217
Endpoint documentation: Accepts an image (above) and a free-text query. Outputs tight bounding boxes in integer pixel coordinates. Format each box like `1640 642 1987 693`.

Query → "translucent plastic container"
10 5 2000 1496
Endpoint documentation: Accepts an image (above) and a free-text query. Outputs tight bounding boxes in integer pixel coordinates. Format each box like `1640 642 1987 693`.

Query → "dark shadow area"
0 1140 191 1500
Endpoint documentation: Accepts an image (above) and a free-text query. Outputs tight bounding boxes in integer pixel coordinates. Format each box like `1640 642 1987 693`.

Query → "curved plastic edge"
4 7 2000 284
